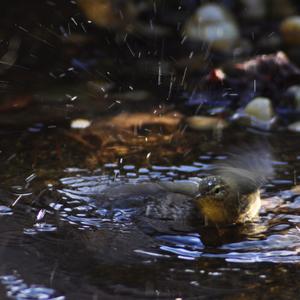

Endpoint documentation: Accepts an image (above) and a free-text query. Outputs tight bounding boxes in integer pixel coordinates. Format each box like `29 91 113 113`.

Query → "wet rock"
71 119 92 129
280 16 300 46
183 3 240 51
107 112 183 129
78 0 138 30
232 97 276 130
226 52 300 105
282 85 300 110
244 97 275 121
288 121 300 132
232 52 299 76
186 116 228 131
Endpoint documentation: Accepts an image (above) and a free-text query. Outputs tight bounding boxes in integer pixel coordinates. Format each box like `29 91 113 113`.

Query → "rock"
232 97 276 130
280 16 300 46
78 0 138 30
282 85 300 110
186 116 228 130
244 97 275 121
183 4 240 51
288 121 300 132
108 112 183 129
71 119 92 129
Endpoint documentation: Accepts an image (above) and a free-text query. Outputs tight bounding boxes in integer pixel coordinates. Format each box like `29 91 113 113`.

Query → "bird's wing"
214 146 274 194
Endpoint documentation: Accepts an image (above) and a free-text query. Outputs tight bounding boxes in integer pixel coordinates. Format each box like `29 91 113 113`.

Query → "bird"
95 145 274 228
194 146 274 225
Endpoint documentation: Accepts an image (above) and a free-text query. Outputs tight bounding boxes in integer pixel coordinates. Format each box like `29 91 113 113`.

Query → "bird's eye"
212 185 223 195
214 187 220 194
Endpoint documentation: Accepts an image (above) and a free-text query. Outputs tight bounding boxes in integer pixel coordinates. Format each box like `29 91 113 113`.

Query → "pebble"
71 118 91 129
280 16 300 46
232 97 276 130
186 116 228 130
78 0 137 30
283 85 300 110
183 4 239 51
244 97 275 121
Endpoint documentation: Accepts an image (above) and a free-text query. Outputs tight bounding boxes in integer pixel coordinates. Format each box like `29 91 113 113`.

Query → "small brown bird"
194 147 274 225
96 146 274 228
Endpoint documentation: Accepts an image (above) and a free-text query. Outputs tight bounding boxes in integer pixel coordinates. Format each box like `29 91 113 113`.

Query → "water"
0 127 299 299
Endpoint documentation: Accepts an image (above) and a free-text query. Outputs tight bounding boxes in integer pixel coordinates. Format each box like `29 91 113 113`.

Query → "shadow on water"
0 127 300 299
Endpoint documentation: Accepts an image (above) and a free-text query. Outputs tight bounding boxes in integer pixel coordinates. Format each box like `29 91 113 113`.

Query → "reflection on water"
0 129 300 299
0 274 64 300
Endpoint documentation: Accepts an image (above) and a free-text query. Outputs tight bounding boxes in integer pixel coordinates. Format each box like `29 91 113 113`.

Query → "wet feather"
213 145 274 195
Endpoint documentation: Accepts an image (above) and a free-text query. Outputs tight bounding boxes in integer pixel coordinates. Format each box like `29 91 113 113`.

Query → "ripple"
223 251 300 263
157 235 203 250
34 223 57 232
50 158 300 265
24 223 57 235
0 206 13 216
160 245 202 259
0 274 64 300
173 165 201 173
222 232 300 251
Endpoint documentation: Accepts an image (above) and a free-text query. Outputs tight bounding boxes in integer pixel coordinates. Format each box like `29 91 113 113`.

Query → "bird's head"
194 176 236 225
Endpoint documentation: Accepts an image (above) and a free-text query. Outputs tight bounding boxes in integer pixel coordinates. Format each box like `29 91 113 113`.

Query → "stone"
109 112 183 129
183 4 239 51
283 85 300 110
71 119 92 129
78 0 137 30
280 16 300 46
232 97 276 130
186 116 228 130
244 97 274 121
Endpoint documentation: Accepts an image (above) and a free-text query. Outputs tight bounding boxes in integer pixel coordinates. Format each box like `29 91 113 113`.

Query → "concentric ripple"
47 154 300 264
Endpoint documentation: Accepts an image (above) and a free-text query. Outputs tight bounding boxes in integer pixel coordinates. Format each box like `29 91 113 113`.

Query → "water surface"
0 127 299 299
